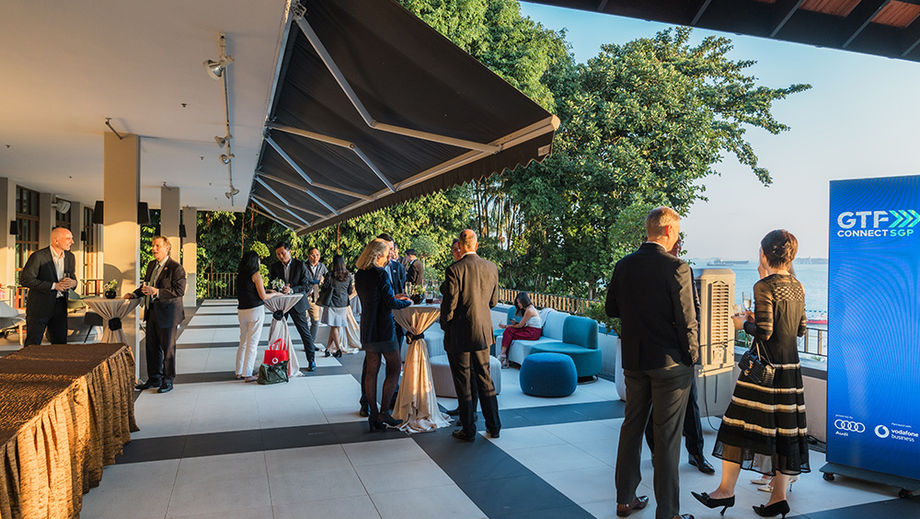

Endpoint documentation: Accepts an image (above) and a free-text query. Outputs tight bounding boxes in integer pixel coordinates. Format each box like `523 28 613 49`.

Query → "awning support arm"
264 135 339 215
252 181 314 225
252 194 315 226
258 170 371 201
266 123 395 193
249 201 300 232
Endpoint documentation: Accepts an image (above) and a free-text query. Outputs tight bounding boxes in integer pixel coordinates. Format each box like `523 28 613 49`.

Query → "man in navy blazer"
21 226 78 345
128 236 187 393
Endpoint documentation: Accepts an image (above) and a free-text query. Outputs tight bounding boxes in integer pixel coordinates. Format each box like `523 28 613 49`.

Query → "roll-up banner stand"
823 175 920 496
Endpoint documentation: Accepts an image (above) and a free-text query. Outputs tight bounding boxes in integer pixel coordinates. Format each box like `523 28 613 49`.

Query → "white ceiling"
0 0 289 211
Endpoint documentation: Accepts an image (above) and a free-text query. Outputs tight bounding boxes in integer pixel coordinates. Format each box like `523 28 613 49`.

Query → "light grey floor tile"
264 444 352 476
505 442 608 474
540 465 617 504
343 438 428 467
268 467 367 505
483 425 567 449
370 484 486 519
168 506 267 519
355 459 454 493
167 474 270 518
272 494 381 519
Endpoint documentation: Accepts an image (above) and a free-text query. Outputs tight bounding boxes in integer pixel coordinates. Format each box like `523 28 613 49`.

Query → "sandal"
244 376 259 383
499 354 510 369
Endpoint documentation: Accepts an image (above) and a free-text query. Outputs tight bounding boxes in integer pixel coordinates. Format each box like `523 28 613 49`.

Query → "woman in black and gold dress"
692 230 809 518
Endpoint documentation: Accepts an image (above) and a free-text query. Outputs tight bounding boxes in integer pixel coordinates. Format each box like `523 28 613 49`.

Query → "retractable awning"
250 0 559 233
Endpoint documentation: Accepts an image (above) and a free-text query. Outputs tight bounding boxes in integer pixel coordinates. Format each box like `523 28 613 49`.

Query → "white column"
182 207 197 308
0 178 16 297
39 192 54 248
160 185 180 257
104 131 140 375
70 201 84 290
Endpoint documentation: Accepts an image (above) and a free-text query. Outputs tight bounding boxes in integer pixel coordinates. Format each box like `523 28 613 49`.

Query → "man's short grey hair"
645 206 680 238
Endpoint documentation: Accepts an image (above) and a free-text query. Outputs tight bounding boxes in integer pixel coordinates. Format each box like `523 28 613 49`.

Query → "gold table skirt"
0 343 138 519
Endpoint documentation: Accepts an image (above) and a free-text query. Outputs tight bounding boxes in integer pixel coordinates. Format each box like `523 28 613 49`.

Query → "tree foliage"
192 7 808 304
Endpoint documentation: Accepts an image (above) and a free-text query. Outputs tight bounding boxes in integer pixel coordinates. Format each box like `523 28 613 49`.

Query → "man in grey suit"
440 229 500 442
605 207 698 519
21 226 78 345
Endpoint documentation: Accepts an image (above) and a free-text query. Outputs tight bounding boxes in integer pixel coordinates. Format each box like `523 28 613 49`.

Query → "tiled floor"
72 300 918 518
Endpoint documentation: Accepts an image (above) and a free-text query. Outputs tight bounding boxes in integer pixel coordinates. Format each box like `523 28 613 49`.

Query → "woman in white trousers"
235 250 277 381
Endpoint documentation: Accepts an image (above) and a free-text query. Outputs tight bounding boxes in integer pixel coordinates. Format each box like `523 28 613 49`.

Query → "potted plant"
103 280 118 299
269 278 285 292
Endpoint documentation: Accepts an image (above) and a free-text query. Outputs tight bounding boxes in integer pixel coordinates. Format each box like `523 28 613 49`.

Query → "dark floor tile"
789 495 919 518
182 429 264 458
118 435 187 464
461 474 580 517
174 371 236 384
176 341 239 349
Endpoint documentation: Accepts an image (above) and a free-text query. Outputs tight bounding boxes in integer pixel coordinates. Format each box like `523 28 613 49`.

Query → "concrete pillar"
39 192 54 248
160 185 180 257
70 202 84 288
103 131 140 374
0 178 16 293
182 207 197 308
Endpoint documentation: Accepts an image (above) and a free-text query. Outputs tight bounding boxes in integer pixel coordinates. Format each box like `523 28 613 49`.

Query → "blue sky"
519 2 920 259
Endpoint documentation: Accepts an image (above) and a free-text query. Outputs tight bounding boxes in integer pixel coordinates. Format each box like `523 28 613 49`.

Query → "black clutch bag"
738 338 775 386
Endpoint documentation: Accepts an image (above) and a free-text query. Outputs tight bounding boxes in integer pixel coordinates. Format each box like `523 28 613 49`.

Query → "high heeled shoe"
333 350 343 358
378 413 403 428
367 416 387 432
691 492 735 516
757 475 798 493
753 500 790 518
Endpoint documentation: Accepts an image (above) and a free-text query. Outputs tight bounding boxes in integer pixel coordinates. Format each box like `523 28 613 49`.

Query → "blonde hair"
355 238 390 270
645 206 680 239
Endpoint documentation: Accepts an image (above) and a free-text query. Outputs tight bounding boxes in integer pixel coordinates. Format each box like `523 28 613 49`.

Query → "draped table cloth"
263 294 303 376
391 304 451 433
0 343 138 519
83 297 141 345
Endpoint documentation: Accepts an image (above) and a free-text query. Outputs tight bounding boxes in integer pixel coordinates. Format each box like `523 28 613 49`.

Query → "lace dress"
713 274 810 475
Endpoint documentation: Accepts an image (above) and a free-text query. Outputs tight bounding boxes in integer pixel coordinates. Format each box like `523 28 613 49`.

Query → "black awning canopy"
250 0 558 233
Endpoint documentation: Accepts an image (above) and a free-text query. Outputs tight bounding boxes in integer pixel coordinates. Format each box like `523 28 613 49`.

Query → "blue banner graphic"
827 175 920 480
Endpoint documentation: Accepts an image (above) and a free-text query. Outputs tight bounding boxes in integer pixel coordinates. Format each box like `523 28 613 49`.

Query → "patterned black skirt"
713 362 811 476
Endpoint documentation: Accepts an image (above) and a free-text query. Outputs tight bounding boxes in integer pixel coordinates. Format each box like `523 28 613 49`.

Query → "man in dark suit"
605 207 698 519
21 226 78 345
129 236 187 393
644 239 714 475
443 238 479 419
405 249 424 286
270 241 316 371
440 229 500 442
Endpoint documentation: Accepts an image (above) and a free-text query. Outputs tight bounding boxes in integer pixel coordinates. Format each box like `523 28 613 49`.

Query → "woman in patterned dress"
692 230 809 518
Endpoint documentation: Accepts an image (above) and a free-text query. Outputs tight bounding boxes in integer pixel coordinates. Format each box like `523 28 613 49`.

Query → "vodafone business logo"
875 425 890 439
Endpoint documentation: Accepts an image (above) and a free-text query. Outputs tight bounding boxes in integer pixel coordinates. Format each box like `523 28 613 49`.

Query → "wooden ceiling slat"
801 0 862 16
873 0 920 27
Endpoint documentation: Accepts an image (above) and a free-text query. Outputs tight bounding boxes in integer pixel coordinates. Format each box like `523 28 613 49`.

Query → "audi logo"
834 419 866 433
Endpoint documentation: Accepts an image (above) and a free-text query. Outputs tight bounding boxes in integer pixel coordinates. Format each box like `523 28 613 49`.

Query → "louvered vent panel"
710 280 731 345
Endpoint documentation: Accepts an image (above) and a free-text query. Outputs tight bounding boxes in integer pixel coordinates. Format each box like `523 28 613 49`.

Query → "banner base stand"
820 462 920 497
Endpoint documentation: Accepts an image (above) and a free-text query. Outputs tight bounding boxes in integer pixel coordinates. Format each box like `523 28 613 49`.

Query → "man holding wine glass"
21 226 78 345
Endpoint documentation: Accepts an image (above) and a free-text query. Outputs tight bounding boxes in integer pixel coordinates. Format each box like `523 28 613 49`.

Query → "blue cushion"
562 316 598 350
519 352 577 397
541 311 569 339
507 305 519 324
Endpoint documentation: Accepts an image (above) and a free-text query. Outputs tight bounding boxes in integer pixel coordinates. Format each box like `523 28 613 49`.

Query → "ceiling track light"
206 32 238 204
203 33 233 80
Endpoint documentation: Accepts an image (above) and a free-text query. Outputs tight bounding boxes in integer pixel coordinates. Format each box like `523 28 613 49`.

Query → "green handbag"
257 360 289 384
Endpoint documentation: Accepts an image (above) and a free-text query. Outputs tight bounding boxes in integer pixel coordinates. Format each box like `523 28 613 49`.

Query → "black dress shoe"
487 428 500 439
452 429 476 442
157 382 174 393
445 407 460 416
359 404 370 417
616 496 648 517
689 454 716 474
672 515 694 519
305 361 316 372
691 491 734 515
135 380 159 390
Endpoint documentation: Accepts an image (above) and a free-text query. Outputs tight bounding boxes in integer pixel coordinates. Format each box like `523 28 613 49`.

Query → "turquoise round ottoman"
519 352 577 397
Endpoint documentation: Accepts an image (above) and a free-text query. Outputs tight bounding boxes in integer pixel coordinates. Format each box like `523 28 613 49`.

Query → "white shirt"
282 260 291 283
50 247 65 296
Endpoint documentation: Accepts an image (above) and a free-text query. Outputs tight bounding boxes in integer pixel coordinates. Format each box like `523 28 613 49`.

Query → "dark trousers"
287 307 315 363
145 312 178 383
616 364 692 519
25 297 68 345
447 348 500 434
644 372 704 456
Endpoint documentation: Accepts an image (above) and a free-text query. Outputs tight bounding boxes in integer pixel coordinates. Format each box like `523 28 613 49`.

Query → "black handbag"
738 337 775 386
317 282 333 307
257 360 289 385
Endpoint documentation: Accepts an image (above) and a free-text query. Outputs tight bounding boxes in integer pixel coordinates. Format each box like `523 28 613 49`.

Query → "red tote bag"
263 338 290 365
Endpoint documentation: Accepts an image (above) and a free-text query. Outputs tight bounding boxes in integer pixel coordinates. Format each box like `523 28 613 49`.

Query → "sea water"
688 260 829 314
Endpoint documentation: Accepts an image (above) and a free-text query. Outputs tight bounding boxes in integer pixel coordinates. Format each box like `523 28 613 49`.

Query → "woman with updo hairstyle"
693 229 809 519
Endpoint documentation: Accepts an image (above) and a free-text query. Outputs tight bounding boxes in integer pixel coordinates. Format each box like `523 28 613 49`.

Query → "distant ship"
707 259 750 267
